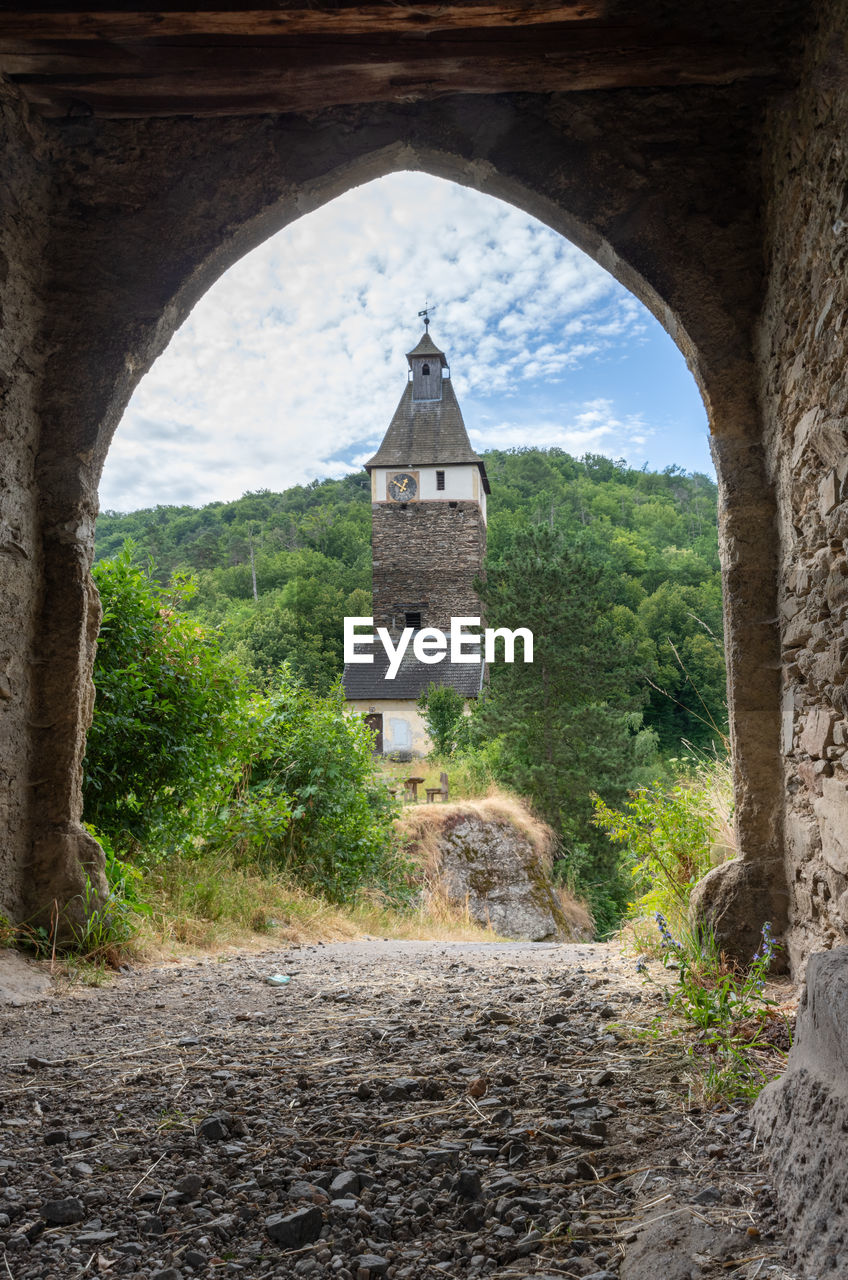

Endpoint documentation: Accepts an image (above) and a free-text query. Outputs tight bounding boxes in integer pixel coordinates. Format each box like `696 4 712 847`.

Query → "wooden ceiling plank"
10 47 780 120
0 3 606 41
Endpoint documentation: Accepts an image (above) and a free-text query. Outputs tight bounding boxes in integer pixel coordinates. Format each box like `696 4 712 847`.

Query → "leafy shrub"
84 545 240 855
211 669 404 902
591 776 718 919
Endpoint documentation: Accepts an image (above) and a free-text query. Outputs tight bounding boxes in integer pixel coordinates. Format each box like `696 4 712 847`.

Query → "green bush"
84 545 240 855
591 776 717 919
210 669 405 902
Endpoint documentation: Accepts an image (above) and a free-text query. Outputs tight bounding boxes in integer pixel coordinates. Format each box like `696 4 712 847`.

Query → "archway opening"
91 169 724 949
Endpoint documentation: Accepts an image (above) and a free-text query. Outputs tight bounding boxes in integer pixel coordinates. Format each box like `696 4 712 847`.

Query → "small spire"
417 302 434 331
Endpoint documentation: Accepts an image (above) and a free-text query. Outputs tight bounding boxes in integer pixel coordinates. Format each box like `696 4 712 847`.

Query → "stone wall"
371 500 486 634
0 85 47 924
759 0 848 974
0 56 808 955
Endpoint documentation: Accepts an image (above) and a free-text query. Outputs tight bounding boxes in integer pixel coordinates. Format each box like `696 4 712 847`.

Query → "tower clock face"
388 472 418 502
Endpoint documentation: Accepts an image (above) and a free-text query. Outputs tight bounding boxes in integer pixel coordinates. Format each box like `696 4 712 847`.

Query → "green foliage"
84 546 239 855
474 523 658 932
592 778 717 915
647 915 789 1100
418 683 469 757
95 451 726 749
210 669 404 903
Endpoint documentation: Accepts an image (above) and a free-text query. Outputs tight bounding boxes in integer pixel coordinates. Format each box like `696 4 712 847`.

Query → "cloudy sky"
101 171 711 514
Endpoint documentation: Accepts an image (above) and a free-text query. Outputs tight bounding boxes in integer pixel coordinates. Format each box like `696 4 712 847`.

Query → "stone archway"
1 0 843 975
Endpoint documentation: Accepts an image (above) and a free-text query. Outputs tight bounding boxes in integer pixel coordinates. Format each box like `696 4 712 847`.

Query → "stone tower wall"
758 0 848 974
371 500 486 635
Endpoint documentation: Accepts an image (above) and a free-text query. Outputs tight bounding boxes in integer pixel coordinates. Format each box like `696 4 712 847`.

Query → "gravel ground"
0 940 799 1280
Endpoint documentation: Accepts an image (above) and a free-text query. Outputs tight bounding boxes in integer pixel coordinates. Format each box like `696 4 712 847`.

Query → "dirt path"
0 941 797 1280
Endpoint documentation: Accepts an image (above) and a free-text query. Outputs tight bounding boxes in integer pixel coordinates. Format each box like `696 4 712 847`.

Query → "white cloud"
468 398 653 459
100 172 663 512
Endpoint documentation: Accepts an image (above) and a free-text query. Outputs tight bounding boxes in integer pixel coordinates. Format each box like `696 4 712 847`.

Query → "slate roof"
364 380 491 492
406 331 447 363
342 648 485 701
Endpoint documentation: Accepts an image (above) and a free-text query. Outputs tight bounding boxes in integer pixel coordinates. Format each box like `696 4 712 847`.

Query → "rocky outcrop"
399 796 590 941
754 946 848 1278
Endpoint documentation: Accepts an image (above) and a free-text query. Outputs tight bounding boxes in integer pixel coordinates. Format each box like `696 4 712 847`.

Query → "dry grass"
130 849 501 964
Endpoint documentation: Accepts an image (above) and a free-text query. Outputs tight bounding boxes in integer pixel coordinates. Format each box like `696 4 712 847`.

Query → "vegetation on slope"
87 449 727 947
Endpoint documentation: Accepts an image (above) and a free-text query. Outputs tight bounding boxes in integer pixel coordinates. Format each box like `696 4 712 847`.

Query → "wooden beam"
10 38 780 118
0 4 605 41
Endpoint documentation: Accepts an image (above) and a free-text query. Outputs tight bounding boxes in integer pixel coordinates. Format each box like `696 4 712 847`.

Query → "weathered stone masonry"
0 0 844 979
371 501 486 636
758 0 848 976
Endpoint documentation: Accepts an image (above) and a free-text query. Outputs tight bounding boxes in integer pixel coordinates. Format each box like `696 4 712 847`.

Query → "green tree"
476 524 658 932
418 683 469 756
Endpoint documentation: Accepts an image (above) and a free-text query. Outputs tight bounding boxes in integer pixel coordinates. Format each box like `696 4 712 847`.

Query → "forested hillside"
96 449 725 753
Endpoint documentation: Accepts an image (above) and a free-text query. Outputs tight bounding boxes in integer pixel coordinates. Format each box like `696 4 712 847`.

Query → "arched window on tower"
422 363 430 376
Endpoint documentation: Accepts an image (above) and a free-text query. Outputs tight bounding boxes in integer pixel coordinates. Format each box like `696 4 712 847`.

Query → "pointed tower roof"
365 329 490 491
406 331 447 364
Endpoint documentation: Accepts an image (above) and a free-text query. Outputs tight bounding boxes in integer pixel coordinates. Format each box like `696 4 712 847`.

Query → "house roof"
364 379 491 492
342 648 485 701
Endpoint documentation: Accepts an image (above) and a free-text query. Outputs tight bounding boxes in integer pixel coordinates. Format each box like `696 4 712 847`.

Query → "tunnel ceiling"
0 0 807 118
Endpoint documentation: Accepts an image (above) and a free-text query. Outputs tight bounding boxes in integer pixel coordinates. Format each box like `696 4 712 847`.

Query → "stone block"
819 468 839 518
689 859 785 968
781 688 796 755
782 613 812 647
784 807 818 867
812 775 848 875
798 758 829 795
790 406 821 471
825 558 848 609
799 706 838 757
754 947 848 1279
779 593 801 622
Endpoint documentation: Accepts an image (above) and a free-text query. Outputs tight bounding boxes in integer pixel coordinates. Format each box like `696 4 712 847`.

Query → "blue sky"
101 171 711 513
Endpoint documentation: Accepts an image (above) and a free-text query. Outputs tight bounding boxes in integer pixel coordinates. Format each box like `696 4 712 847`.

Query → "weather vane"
418 302 435 330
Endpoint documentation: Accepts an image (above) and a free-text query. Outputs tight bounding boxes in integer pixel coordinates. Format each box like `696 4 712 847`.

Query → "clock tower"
365 326 489 637
342 323 489 756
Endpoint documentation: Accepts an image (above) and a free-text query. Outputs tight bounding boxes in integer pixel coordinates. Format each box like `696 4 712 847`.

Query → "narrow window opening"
436 470 445 491
405 611 422 630
422 363 430 376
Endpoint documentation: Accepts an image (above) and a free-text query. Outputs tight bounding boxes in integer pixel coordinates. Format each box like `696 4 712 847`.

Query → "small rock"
265 1204 324 1247
454 1169 483 1201
41 1197 84 1225
176 1174 203 1200
151 1270 182 1280
329 1171 360 1198
43 1130 69 1146
355 1255 390 1277
198 1115 229 1142
692 1186 723 1206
